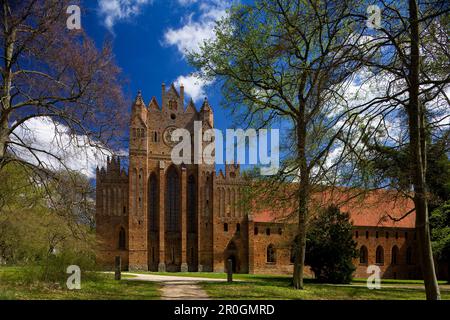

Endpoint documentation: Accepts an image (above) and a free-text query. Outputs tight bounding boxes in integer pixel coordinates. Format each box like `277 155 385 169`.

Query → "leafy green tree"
362 133 450 211
305 205 357 284
0 163 96 282
430 201 450 283
348 0 449 299
190 0 367 290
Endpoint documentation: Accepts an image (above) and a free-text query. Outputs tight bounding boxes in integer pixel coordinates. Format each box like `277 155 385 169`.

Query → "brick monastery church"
96 83 422 279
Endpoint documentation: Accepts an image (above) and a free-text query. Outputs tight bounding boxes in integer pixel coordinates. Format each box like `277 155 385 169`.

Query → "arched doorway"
224 241 239 273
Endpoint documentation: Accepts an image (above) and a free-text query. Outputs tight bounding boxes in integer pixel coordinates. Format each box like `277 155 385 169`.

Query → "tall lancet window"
138 169 144 211
118 227 126 250
166 167 180 232
132 169 137 214
187 175 196 233
220 188 224 217
148 173 158 231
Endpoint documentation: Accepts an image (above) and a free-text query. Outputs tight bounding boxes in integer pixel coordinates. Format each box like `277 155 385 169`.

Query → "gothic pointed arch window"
118 227 126 250
221 188 225 217
148 173 158 232
187 175 196 233
406 247 413 265
267 244 276 263
391 246 399 265
166 166 180 232
190 247 194 264
226 188 231 217
359 246 368 264
151 246 155 263
231 189 235 217
132 168 137 214
376 246 384 265
170 247 175 264
138 168 144 210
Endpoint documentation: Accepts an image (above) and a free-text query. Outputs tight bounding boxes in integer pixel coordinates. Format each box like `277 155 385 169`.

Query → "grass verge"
197 275 450 300
0 266 159 300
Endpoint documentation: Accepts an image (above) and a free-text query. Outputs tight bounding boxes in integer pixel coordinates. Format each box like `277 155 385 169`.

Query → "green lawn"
128 270 293 281
130 271 448 286
128 271 450 300
197 275 450 300
0 267 159 300
2 267 449 300
352 277 448 285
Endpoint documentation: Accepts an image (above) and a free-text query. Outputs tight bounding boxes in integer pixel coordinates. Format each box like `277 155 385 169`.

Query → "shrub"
305 205 357 284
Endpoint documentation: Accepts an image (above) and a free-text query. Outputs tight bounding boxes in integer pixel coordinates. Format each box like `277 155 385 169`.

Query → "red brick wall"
212 166 248 273
95 157 129 270
352 226 420 279
97 85 217 272
248 223 419 279
249 222 295 274
95 86 423 281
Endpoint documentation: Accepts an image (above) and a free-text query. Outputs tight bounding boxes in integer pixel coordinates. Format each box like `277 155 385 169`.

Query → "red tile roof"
252 188 415 228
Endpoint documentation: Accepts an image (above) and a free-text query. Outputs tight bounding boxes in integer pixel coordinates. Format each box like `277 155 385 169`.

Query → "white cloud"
165 0 230 102
98 0 152 31
10 117 120 179
164 18 216 55
174 73 212 102
163 0 229 57
177 0 199 5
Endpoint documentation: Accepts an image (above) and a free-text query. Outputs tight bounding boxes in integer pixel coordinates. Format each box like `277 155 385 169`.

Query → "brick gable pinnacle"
148 96 160 110
185 98 197 113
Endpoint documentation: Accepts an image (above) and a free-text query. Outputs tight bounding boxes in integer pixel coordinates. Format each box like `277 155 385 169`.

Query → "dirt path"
122 273 227 300
159 281 209 300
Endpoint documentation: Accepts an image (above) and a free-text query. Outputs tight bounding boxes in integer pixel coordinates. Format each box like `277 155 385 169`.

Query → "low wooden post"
227 258 233 283
115 256 121 280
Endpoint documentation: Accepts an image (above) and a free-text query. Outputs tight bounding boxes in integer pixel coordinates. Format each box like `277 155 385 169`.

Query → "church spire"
134 90 145 106
200 97 212 112
200 97 213 127
131 90 148 124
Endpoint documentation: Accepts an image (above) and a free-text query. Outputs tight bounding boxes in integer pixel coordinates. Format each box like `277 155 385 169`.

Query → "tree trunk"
447 260 449 284
293 107 309 290
293 185 308 289
0 125 8 165
407 0 440 300
0 0 14 167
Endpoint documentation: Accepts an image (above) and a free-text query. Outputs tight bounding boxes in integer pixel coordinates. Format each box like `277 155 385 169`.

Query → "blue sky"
15 0 283 179
75 0 269 175
83 0 234 135
18 1 449 180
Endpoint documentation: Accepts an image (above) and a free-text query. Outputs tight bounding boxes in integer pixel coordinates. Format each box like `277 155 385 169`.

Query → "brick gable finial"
185 98 197 113
134 90 145 106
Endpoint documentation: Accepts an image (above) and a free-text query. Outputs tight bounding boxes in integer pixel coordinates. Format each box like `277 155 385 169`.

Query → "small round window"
170 113 176 120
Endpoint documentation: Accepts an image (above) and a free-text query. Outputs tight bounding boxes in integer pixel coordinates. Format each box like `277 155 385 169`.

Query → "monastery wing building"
96 84 425 279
